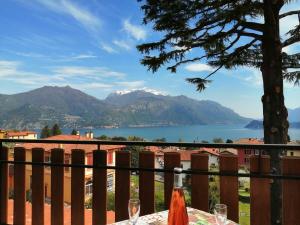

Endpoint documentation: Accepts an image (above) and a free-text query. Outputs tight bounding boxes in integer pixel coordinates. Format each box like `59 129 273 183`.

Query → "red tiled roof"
199 148 220 156
7 131 37 137
7 199 115 224
220 148 238 155
145 146 161 152
22 135 126 154
234 138 263 144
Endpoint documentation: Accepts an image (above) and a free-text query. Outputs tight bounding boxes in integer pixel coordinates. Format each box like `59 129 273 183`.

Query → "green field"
239 189 250 225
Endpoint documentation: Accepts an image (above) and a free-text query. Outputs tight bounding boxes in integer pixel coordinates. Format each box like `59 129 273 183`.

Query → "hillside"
245 120 300 129
288 108 300 122
105 91 250 126
0 86 250 129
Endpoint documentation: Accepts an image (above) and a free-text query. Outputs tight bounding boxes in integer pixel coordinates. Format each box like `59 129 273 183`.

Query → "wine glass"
128 199 140 225
214 204 227 225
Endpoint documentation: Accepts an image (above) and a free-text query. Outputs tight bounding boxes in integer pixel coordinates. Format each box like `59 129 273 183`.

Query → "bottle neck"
174 172 183 188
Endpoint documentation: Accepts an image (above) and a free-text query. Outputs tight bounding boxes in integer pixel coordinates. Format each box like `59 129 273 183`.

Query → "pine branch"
235 30 262 39
282 33 300 47
186 78 212 92
279 10 300 19
283 71 300 85
240 21 264 32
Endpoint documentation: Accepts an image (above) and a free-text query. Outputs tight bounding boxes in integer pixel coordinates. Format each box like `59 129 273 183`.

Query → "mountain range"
0 86 253 130
245 120 300 129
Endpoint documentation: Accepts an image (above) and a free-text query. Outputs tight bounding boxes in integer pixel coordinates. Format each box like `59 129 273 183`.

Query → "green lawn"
239 201 250 225
239 188 250 225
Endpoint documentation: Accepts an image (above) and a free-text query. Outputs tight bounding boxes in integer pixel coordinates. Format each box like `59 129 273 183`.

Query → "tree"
40 125 51 138
153 137 166 142
111 136 127 141
52 124 62 136
71 129 77 135
226 139 234 143
137 1 300 223
127 136 145 168
212 138 224 143
97 134 110 140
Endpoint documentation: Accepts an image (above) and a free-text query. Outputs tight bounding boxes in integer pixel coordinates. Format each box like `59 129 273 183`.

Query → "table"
113 207 238 225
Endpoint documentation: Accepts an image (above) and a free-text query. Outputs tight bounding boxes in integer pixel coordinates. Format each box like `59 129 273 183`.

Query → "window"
244 157 249 163
85 180 93 195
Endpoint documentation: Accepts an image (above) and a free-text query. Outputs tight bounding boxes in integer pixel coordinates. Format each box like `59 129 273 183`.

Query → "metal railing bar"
1 138 300 150
2 160 300 180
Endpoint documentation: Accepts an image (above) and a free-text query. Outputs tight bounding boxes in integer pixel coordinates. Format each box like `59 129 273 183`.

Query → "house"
199 147 220 167
233 138 263 168
286 141 300 156
7 130 38 139
10 134 126 204
219 148 238 156
0 129 7 139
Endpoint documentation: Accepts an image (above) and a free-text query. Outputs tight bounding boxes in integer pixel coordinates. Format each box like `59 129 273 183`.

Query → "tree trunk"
261 1 288 224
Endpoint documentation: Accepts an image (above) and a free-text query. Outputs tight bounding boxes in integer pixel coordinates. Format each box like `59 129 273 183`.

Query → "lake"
59 124 300 142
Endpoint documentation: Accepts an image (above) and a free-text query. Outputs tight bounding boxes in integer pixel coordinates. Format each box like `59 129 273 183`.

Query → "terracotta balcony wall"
0 139 300 225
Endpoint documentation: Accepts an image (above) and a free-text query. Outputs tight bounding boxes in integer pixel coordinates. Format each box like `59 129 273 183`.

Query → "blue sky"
0 0 299 119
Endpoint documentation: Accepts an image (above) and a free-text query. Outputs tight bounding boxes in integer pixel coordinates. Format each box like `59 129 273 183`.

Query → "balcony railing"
0 139 300 225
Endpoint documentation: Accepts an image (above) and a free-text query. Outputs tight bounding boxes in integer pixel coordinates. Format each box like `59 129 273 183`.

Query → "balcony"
0 139 300 225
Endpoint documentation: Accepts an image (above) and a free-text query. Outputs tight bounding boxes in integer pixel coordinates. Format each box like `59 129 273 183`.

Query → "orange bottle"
168 167 189 225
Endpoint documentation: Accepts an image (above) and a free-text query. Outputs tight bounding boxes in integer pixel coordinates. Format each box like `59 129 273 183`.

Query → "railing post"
164 152 180 209
250 155 270 225
139 151 155 216
115 151 130 222
191 153 209 211
71 149 85 225
32 148 45 225
220 155 239 223
92 150 107 225
0 144 8 225
51 148 64 225
282 156 300 225
14 147 26 225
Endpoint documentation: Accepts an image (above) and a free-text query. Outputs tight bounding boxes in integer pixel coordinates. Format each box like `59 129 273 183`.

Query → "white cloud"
185 63 214 72
76 82 113 89
123 19 147 41
100 43 118 54
0 60 127 88
113 40 132 50
71 54 97 59
115 87 167 96
0 61 20 76
243 69 263 87
54 66 126 78
0 60 51 84
14 52 46 58
115 81 145 89
30 0 102 32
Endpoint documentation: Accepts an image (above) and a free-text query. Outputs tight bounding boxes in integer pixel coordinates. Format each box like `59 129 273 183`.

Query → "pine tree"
137 1 300 223
52 124 62 136
71 129 77 135
40 125 51 138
